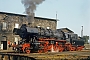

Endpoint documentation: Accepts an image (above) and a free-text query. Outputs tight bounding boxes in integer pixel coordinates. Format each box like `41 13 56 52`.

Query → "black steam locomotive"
13 24 84 53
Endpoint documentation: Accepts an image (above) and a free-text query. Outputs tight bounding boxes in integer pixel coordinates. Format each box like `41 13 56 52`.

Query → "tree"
83 36 89 44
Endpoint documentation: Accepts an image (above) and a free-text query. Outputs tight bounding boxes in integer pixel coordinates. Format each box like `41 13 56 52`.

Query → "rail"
0 50 90 60
0 53 36 60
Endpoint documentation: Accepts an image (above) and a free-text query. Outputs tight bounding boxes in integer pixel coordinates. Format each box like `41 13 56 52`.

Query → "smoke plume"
21 0 45 24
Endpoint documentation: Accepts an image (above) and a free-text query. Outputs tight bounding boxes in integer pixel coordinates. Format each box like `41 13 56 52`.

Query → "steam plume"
21 0 45 24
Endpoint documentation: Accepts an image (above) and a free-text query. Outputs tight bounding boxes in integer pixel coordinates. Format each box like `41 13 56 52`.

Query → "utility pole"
56 11 57 20
81 26 83 37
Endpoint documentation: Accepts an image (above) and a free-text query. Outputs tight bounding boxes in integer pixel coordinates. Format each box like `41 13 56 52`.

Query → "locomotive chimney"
81 26 83 37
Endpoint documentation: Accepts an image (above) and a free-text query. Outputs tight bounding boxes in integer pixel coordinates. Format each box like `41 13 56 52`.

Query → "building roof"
0 11 57 21
57 28 74 33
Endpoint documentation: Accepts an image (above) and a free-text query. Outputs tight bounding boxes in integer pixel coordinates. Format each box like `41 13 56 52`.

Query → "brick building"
0 12 57 43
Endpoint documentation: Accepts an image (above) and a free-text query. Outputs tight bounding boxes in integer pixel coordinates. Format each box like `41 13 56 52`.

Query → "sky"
0 0 90 37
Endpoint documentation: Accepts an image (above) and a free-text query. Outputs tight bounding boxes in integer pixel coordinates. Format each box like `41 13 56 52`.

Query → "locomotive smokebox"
27 13 35 25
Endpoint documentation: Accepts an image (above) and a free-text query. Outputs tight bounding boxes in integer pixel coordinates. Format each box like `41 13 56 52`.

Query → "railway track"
0 50 90 60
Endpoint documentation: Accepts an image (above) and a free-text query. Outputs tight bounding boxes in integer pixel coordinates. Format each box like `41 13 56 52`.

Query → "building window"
2 22 7 30
65 34 68 39
14 36 19 45
15 23 19 28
